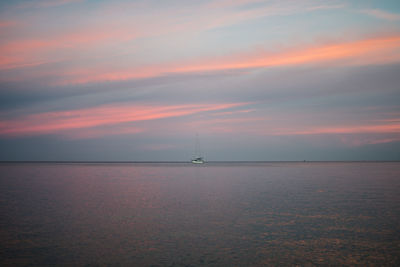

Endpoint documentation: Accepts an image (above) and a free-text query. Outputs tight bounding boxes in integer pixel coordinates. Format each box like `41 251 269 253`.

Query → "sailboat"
191 157 204 164
191 134 204 164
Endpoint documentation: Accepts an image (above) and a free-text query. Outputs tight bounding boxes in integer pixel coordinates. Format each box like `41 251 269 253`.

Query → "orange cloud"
0 102 245 137
57 34 400 85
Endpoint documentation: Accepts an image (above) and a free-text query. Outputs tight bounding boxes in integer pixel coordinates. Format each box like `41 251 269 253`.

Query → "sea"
1 162 399 266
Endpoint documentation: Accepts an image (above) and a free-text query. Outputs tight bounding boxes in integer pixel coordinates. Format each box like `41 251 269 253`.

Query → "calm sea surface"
1 162 400 266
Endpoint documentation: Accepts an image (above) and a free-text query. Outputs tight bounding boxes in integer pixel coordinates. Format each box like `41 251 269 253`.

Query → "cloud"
0 20 16 28
180 109 400 146
361 9 400 21
275 123 400 135
17 0 84 9
193 0 345 34
0 0 347 73
206 0 263 9
0 27 138 70
51 34 400 85
304 133 400 147
62 125 144 140
0 102 247 137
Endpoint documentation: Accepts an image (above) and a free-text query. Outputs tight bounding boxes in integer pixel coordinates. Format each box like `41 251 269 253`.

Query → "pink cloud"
180 112 400 144
0 102 246 137
53 34 400 85
0 27 138 70
366 137 400 145
0 20 16 28
331 134 400 147
62 126 144 140
0 1 351 73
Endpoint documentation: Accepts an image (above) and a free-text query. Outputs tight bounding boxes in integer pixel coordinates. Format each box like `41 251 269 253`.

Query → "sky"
0 0 400 161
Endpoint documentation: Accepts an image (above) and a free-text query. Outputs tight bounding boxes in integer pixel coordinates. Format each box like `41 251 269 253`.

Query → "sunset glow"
1 0 400 161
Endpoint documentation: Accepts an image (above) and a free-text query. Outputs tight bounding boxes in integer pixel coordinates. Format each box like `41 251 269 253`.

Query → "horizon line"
1 160 399 164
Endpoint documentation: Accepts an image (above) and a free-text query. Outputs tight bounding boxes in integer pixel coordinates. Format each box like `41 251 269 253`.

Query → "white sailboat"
191 157 204 164
191 134 204 164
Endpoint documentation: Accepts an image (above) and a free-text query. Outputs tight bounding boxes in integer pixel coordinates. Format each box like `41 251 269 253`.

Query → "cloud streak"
0 0 346 73
0 27 138 70
1 0 400 160
0 102 246 137
274 123 400 135
54 34 400 85
17 0 84 9
361 9 400 21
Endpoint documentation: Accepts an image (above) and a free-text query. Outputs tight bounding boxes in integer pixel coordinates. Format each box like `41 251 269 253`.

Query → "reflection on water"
1 162 400 266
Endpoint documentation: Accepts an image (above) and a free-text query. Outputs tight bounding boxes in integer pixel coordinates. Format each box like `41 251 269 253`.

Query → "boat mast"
195 133 201 158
